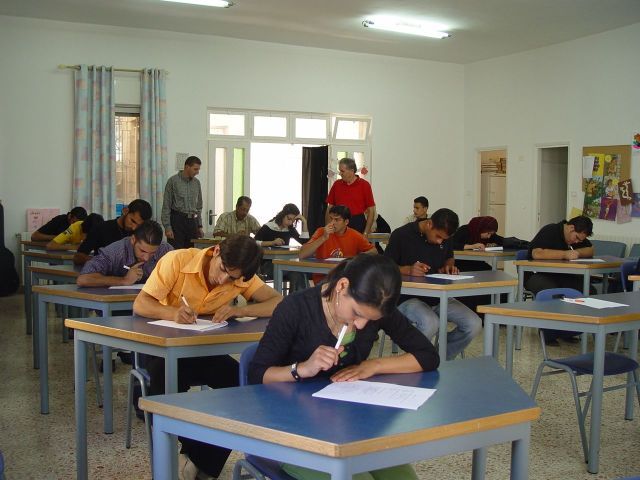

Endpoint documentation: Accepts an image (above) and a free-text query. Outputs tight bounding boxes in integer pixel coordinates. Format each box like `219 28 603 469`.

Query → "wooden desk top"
32 283 140 302
478 291 640 325
629 275 640 281
140 356 539 457
22 250 75 261
262 247 300 256
366 233 390 241
192 237 223 245
28 264 82 278
272 257 343 267
402 270 517 291
514 255 625 269
21 240 48 248
454 249 520 258
65 315 268 347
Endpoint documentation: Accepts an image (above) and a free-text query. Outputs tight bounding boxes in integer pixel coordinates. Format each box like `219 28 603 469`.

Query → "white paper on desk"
270 245 299 249
312 381 436 410
561 298 628 309
483 246 503 252
569 258 605 263
108 284 145 290
324 257 346 262
425 274 474 280
148 319 228 331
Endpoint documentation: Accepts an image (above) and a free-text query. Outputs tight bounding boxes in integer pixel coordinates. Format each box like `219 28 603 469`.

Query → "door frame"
534 142 570 230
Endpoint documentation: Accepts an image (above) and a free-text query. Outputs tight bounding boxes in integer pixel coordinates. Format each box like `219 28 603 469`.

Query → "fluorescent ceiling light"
160 0 233 7
362 18 450 39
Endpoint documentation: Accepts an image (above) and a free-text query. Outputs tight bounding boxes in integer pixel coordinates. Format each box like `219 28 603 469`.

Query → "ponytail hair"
322 255 401 316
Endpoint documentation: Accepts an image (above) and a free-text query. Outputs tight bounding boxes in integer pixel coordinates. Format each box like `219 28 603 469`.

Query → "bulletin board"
581 144 633 222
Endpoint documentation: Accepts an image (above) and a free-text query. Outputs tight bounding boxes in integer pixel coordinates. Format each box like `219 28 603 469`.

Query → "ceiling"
2 0 640 64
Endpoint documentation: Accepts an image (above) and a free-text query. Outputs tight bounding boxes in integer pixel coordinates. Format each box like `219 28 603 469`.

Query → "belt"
171 210 198 219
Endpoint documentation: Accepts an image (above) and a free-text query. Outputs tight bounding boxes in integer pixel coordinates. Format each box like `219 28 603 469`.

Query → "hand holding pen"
122 262 144 284
176 295 198 324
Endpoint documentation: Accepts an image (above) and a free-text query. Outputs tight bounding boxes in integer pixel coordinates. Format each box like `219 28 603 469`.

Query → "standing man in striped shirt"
161 156 204 249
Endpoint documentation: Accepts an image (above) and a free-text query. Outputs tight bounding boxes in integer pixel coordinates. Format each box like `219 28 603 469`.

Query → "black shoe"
99 359 117 373
544 338 560 346
117 351 133 365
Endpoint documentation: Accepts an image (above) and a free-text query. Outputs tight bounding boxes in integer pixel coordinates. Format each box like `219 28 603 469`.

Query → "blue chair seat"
553 352 639 376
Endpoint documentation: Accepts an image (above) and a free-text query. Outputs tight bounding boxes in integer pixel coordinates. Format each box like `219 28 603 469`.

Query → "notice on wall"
26 208 60 232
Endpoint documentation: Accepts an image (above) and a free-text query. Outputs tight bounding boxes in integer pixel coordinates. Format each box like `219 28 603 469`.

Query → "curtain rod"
58 64 168 74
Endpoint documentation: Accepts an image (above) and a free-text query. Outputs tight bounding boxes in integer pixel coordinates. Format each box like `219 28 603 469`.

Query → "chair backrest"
536 288 582 302
621 261 637 293
516 249 528 261
629 243 640 258
239 342 260 386
590 239 626 258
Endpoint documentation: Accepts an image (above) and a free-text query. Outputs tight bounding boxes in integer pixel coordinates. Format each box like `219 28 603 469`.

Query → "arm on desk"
77 265 143 287
134 290 181 321
213 284 283 322
45 240 79 251
31 231 55 242
532 248 579 260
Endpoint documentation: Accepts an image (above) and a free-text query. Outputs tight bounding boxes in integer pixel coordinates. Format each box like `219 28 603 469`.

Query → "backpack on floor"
0 201 19 296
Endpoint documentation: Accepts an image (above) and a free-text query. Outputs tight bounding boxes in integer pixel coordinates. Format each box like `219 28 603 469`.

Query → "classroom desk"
479 292 640 474
454 249 520 271
32 284 139 416
67 315 268 480
272 258 339 293
23 249 75 335
630 274 640 292
366 232 390 242
141 356 540 480
191 237 223 249
401 270 517 361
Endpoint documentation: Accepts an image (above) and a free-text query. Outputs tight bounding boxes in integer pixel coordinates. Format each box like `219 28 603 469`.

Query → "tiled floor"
1 292 638 479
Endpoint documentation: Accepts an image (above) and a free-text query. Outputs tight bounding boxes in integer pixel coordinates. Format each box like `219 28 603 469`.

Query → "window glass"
210 113 245 136
253 115 287 137
115 113 140 204
335 119 369 140
295 118 328 139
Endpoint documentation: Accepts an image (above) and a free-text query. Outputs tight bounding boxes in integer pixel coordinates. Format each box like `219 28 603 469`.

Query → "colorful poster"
618 179 634 205
26 208 60 232
599 197 617 221
582 153 622 220
616 203 632 224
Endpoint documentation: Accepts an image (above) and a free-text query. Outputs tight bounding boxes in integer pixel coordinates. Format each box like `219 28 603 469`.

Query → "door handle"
208 210 214 226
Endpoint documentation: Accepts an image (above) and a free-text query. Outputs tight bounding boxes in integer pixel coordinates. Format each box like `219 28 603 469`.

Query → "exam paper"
312 381 436 410
324 257 346 262
108 284 145 290
148 319 228 331
425 274 474 280
483 246 504 252
561 298 628 309
569 258 605 263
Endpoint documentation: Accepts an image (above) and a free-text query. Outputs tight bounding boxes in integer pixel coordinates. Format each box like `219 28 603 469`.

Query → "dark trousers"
349 213 367 233
147 355 240 477
169 211 199 249
524 272 595 342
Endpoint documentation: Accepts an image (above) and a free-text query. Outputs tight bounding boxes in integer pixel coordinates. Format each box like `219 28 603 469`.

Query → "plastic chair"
232 343 296 480
611 262 638 352
628 243 640 258
530 288 640 462
590 239 626 257
0 449 4 480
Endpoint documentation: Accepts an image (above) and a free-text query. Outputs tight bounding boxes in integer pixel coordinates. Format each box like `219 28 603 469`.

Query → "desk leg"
511 428 530 480
483 317 495 358
24 255 32 334
152 418 173 480
625 328 639 420
165 351 178 479
38 297 48 413
75 337 88 480
102 345 113 434
515 267 525 350
472 447 487 480
438 294 448 361
273 263 283 294
505 326 514 376
587 330 605 474
33 292 41 369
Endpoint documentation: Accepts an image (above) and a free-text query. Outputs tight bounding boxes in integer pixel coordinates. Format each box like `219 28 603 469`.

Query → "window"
294 117 328 140
253 115 287 138
333 117 371 141
115 109 140 206
209 113 246 136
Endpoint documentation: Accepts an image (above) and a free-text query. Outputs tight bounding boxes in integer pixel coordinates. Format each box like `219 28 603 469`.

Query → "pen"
123 265 130 270
334 325 347 349
569 245 574 250
181 295 191 309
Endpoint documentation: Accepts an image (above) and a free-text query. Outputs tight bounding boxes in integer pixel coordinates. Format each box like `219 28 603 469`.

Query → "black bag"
0 202 19 296
502 236 530 250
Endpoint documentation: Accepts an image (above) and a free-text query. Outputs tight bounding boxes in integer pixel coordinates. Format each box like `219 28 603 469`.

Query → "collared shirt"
214 211 261 236
527 221 592 260
326 176 375 216
80 236 173 282
52 221 84 244
161 171 203 228
142 247 265 313
384 221 453 270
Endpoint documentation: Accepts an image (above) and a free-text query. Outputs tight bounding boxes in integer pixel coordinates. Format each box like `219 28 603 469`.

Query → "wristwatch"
290 362 301 382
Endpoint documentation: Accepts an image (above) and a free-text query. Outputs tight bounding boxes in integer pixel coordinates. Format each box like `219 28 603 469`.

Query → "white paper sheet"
561 298 628 309
312 381 436 410
148 319 228 331
425 274 474 280
108 284 145 290
324 257 346 262
483 246 504 252
569 258 605 263
234 316 257 322
269 245 300 250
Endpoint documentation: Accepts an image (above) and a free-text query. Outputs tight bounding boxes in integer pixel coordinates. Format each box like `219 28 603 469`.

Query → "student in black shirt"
30 206 87 242
73 199 152 265
384 208 482 360
526 215 594 344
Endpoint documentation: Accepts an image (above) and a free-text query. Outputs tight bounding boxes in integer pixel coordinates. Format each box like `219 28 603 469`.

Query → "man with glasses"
133 234 281 480
525 215 595 345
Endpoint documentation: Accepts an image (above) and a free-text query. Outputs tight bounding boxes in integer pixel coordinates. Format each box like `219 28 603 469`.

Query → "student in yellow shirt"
46 213 104 251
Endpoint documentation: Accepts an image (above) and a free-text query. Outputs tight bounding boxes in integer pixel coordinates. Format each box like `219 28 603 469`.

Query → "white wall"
464 22 640 242
0 15 464 256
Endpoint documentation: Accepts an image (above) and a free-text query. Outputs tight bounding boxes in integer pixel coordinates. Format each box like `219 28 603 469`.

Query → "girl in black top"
452 216 503 272
249 254 438 479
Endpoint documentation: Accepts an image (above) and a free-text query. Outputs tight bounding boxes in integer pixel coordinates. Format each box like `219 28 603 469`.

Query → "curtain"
139 68 168 222
301 145 329 234
72 65 116 218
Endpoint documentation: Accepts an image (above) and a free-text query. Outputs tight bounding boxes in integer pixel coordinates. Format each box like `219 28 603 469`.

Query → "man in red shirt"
325 157 376 234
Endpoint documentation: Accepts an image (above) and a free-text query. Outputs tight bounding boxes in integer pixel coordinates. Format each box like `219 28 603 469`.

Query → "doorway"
537 146 569 229
477 149 507 236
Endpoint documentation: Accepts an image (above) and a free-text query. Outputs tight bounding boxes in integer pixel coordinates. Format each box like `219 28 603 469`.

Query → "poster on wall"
26 208 60 232
582 152 624 222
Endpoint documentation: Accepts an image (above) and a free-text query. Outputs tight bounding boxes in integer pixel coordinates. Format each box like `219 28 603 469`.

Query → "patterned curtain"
139 68 168 222
72 65 116 218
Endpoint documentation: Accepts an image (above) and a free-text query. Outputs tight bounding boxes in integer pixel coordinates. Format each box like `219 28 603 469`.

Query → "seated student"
31 206 87 242
526 215 594 345
73 199 152 265
46 213 104 251
452 216 503 272
403 196 429 225
77 220 173 287
133 234 282 480
249 254 439 480
213 195 261 237
255 203 309 292
384 208 482 360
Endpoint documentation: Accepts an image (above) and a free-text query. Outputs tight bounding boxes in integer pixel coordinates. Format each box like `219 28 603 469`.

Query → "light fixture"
160 0 233 7
362 18 450 39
